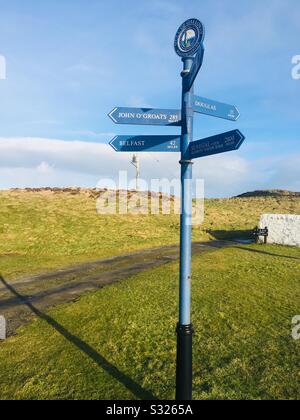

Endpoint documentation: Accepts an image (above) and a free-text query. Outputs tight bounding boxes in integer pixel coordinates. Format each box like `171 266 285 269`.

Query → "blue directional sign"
109 135 180 152
183 45 205 91
193 95 240 121
189 130 245 160
108 107 181 126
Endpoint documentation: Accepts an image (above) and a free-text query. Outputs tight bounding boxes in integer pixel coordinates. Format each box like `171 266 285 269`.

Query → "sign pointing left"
109 135 181 152
108 107 181 126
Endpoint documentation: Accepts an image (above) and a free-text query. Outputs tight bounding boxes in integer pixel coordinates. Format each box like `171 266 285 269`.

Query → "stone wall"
259 214 300 247
0 316 6 340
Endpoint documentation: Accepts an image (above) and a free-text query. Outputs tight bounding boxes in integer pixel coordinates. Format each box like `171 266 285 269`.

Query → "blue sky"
0 0 299 197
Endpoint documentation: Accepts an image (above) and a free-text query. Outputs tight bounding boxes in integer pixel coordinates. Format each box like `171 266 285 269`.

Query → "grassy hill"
0 188 299 400
0 188 299 278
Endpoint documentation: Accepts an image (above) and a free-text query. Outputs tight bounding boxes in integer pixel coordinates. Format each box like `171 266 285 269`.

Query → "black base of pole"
176 323 194 401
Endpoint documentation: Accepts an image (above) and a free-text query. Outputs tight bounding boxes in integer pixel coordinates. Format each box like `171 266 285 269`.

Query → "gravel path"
0 241 232 336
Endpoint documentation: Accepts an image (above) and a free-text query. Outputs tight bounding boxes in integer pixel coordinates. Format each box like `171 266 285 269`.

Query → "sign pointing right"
189 130 245 160
193 95 240 121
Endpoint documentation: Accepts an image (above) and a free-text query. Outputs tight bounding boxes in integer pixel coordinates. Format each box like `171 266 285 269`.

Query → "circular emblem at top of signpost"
174 19 205 58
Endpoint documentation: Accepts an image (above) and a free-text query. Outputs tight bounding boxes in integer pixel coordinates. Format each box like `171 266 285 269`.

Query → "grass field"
1 189 299 279
0 244 299 400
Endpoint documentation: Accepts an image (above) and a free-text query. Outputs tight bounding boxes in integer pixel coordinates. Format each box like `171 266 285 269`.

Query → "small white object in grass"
0 316 6 340
292 316 300 341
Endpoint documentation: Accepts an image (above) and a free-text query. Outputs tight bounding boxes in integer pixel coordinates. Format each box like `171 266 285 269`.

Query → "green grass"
0 244 299 400
1 189 299 278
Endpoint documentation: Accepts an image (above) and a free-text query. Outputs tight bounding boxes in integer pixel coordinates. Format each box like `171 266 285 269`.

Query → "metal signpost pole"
174 18 205 401
109 17 245 402
176 56 194 401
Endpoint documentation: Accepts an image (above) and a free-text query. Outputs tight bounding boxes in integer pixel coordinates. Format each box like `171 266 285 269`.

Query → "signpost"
109 107 181 126
254 227 269 244
189 130 245 159
108 18 246 401
109 135 180 152
193 96 240 121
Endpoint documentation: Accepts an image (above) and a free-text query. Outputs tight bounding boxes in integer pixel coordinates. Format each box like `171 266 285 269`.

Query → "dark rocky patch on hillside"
235 190 300 199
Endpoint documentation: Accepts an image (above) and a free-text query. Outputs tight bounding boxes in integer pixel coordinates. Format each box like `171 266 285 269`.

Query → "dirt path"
0 241 232 336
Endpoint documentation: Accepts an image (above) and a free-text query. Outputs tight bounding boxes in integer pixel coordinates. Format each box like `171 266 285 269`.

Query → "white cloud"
63 131 115 140
36 161 53 174
0 137 298 197
192 154 251 196
0 137 126 176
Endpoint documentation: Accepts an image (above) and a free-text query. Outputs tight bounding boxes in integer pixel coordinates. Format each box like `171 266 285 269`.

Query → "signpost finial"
174 19 205 58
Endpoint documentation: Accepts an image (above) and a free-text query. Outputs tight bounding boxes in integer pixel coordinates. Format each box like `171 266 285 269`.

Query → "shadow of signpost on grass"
209 229 300 260
234 246 300 260
0 275 157 400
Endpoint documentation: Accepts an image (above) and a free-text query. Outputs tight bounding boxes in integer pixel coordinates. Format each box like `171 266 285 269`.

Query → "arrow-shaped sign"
108 107 181 126
109 135 181 152
193 96 240 121
183 45 205 91
189 130 245 160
